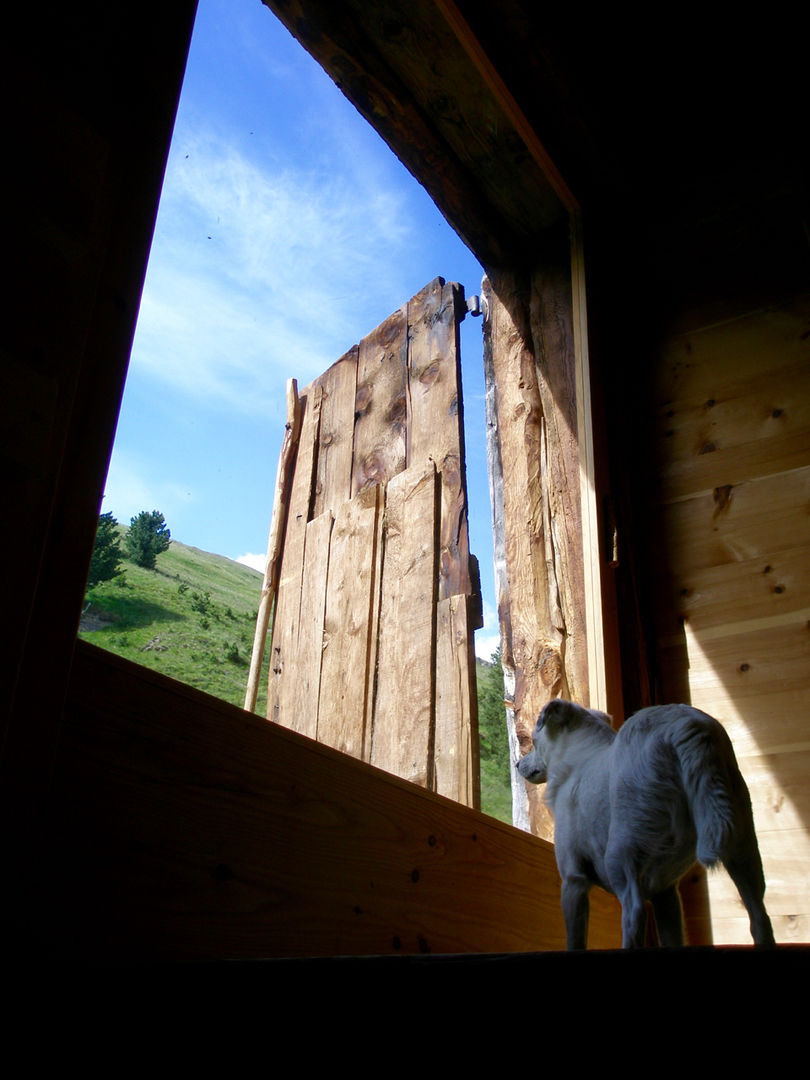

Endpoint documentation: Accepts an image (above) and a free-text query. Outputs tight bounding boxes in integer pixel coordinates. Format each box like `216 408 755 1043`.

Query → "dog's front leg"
560 876 590 950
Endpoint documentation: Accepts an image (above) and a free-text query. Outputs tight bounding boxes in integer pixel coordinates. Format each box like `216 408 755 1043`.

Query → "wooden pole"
244 378 301 713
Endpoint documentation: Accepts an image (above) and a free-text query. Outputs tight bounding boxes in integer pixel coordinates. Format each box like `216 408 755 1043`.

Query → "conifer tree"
126 510 171 570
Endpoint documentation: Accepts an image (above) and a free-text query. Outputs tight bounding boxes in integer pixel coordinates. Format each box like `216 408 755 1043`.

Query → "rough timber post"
483 229 598 839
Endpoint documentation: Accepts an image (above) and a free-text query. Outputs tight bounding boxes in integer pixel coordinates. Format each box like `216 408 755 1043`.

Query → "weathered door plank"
435 592 479 806
292 510 334 738
312 348 358 519
408 278 471 600
318 483 383 760
371 463 439 787
352 305 408 496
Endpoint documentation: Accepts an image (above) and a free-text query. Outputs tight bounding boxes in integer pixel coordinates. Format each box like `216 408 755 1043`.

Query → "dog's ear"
539 698 610 732
538 698 577 730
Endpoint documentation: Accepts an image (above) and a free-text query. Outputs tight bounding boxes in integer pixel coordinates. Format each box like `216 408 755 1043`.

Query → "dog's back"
605 703 772 945
616 705 745 861
608 705 744 894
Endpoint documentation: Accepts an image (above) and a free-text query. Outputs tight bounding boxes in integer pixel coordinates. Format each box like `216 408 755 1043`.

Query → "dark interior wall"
1 2 199 943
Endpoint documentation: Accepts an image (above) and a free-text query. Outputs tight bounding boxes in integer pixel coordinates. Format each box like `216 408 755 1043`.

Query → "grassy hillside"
80 537 513 823
79 538 270 714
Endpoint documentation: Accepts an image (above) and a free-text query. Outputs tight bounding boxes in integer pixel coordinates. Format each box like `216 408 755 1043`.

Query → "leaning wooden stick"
244 378 302 712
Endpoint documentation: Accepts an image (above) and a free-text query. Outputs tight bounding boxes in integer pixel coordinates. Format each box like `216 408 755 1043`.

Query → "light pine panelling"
652 295 810 945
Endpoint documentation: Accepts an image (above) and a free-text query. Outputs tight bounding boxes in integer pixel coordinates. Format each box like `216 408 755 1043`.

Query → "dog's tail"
670 711 742 868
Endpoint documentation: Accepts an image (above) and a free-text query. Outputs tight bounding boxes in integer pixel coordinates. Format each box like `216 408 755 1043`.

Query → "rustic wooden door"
248 278 482 807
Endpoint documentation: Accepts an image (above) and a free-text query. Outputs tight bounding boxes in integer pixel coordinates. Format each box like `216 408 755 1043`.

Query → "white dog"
518 699 775 949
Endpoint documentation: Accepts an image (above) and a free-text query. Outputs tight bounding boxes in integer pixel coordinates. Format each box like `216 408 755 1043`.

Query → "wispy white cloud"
129 120 417 417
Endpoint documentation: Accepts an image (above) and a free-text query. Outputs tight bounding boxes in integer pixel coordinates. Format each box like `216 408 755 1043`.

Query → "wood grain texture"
485 270 592 840
655 359 810 502
352 304 408 496
653 298 810 409
372 464 439 787
408 278 472 600
657 466 810 574
435 593 480 807
649 296 810 944
291 510 333 737
666 545 810 633
311 349 358 519
44 642 621 963
318 484 383 760
264 281 479 805
529 253 588 706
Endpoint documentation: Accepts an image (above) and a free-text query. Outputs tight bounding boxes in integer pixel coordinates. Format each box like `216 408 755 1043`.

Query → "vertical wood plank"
267 385 322 724
529 250 589 709
312 348 358 519
289 510 334 737
483 272 558 839
371 464 439 787
408 277 472 600
435 593 479 806
318 484 383 760
352 305 408 496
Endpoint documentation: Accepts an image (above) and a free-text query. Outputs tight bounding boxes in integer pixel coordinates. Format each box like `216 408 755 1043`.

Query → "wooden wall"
651 295 810 944
34 641 621 963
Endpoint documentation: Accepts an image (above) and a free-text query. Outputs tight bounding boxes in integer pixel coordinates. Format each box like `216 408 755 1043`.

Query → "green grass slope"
79 539 270 714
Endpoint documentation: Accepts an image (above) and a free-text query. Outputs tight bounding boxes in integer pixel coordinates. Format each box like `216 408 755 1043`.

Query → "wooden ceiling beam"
262 0 571 268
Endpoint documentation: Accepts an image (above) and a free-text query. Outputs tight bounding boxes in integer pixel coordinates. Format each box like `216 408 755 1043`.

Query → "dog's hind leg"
616 880 648 948
650 885 685 947
560 876 591 950
723 850 775 947
606 851 647 947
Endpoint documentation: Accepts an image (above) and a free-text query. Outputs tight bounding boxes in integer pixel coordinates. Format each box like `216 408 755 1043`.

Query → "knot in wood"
385 392 407 426
354 384 372 417
360 454 384 483
539 645 562 688
418 360 441 386
440 452 460 487
713 484 733 513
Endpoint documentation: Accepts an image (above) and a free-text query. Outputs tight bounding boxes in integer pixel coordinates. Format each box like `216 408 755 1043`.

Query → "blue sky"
103 0 498 658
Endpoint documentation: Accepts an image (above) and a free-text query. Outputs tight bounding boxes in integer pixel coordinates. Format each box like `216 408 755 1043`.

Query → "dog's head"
516 698 613 784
